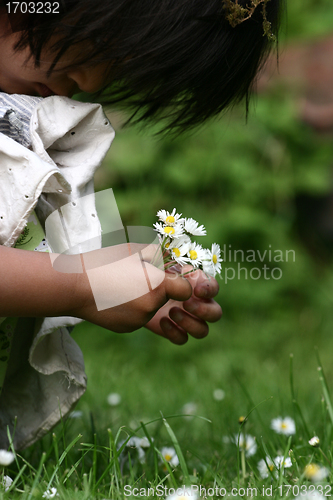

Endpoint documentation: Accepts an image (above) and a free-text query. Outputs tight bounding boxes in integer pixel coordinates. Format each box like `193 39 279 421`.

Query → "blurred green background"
68 0 333 459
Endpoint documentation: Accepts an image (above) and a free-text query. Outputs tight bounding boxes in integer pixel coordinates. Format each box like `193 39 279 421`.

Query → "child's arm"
145 269 222 344
0 245 192 332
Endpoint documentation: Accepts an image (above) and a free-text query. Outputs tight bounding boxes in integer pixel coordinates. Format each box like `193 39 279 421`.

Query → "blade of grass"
161 413 190 485
46 433 82 491
140 421 159 479
290 353 311 438
27 452 47 500
316 349 333 426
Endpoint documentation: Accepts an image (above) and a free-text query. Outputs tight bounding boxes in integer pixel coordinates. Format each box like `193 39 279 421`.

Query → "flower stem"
241 447 246 482
319 447 332 468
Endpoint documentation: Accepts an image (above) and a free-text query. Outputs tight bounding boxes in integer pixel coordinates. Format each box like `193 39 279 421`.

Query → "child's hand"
69 244 193 333
145 267 222 344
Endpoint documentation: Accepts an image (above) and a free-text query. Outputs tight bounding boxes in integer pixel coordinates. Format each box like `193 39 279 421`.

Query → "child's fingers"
179 267 220 299
159 317 189 345
194 276 219 299
169 307 209 339
164 271 192 302
183 297 222 323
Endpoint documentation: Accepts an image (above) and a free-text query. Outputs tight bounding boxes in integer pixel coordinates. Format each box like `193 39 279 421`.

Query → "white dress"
0 93 115 449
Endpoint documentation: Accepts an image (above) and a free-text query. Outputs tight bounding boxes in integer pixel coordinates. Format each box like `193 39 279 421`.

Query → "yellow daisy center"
305 464 320 476
164 226 175 235
213 254 218 264
281 423 287 429
189 250 198 260
166 215 175 224
268 464 275 471
164 454 172 461
172 248 181 258
165 242 170 248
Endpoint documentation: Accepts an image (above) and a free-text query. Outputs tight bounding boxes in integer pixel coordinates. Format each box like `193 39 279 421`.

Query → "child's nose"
67 65 107 94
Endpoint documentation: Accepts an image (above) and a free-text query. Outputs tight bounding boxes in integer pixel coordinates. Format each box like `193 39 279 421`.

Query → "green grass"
2 344 333 498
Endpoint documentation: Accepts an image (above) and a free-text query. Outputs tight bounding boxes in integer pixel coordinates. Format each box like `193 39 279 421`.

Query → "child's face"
0 19 107 98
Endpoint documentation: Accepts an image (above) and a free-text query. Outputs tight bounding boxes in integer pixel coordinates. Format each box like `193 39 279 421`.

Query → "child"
0 0 281 449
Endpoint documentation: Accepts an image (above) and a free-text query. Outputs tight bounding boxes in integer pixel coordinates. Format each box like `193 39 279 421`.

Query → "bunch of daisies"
153 208 222 278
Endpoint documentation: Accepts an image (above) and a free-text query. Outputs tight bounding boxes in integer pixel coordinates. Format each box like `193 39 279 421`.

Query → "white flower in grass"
154 222 184 239
274 455 292 469
42 487 58 498
118 436 151 464
186 242 206 268
138 437 152 448
1 475 13 491
202 243 223 277
107 393 121 406
295 493 325 500
309 436 320 447
167 488 198 500
0 450 14 466
184 218 206 236
127 437 146 463
258 455 292 479
271 416 295 435
157 208 183 226
258 456 277 479
213 388 225 401
160 446 179 467
304 463 329 482
235 434 257 457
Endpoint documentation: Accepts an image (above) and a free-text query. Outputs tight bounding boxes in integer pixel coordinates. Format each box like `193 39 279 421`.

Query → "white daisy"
235 434 257 457
166 488 198 500
157 208 183 226
304 463 329 482
258 456 277 479
213 388 225 401
126 437 146 463
202 243 223 277
107 393 121 406
138 437 152 448
274 455 292 469
42 487 58 498
258 455 292 479
1 475 13 492
154 222 184 239
160 447 179 467
184 218 206 236
186 242 206 268
168 239 191 266
118 436 150 464
309 436 320 447
0 450 15 466
271 416 296 436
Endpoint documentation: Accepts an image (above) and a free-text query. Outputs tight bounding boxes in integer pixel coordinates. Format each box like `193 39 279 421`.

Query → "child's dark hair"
5 0 282 132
